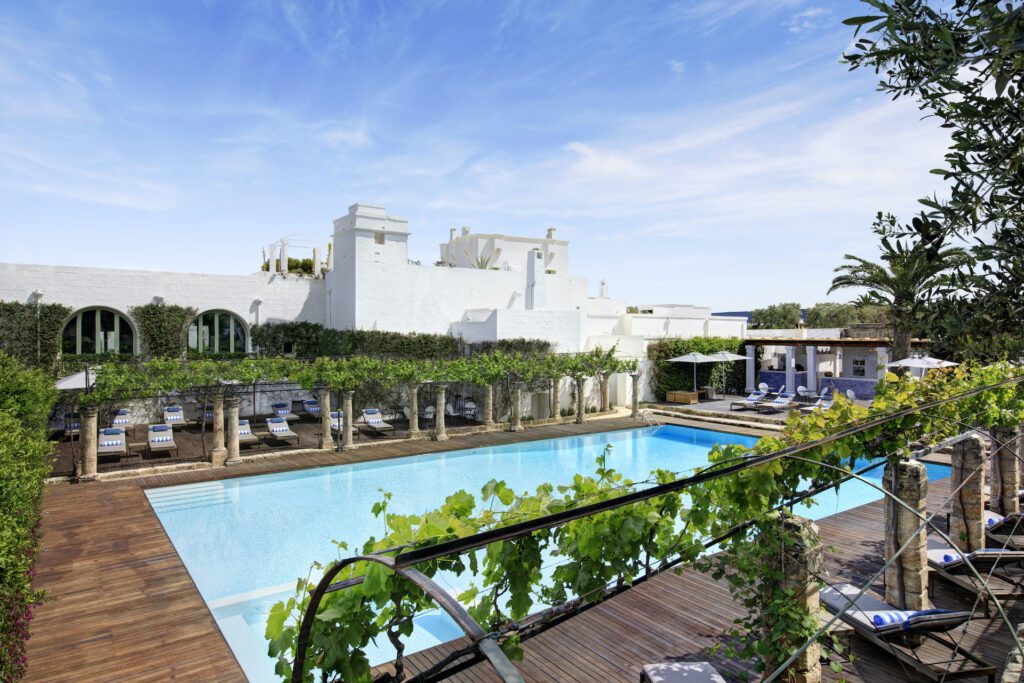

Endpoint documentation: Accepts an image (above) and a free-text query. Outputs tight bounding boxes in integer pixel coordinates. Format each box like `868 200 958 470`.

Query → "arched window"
188 310 248 354
62 308 135 355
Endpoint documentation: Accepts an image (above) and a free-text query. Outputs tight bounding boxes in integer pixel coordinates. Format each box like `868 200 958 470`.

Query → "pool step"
146 482 233 513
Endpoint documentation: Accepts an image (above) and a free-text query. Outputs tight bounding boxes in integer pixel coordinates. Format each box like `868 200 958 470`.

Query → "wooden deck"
28 419 1010 683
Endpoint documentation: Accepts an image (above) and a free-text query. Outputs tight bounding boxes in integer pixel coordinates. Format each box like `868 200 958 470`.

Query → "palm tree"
828 215 971 361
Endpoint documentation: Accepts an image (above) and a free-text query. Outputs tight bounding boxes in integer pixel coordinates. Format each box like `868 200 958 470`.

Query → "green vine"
0 301 72 374
129 303 196 359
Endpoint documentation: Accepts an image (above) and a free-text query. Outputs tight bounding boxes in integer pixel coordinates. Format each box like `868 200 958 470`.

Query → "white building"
0 203 746 370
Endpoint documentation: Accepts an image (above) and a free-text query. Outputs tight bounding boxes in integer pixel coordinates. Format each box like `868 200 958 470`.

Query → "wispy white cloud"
668 59 686 75
787 6 830 33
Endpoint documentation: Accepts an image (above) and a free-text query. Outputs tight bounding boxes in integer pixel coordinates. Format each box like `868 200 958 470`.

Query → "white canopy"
708 351 751 362
55 368 97 391
886 356 959 369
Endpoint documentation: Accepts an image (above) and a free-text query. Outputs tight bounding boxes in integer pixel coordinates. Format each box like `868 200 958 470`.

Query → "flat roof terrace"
26 418 1014 682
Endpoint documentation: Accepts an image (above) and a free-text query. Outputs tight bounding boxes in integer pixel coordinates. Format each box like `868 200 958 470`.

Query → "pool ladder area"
146 482 233 514
637 409 663 429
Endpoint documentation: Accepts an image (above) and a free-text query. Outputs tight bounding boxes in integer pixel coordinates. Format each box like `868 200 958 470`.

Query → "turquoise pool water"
145 425 949 682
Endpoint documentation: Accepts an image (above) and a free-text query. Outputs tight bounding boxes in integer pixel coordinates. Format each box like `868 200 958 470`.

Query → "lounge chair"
640 661 725 682
271 402 299 421
461 400 478 421
237 419 259 447
985 510 1024 550
111 408 133 428
301 399 321 419
730 390 765 411
927 538 1024 616
820 583 993 682
799 388 833 414
163 405 187 428
198 404 215 426
420 405 436 425
361 408 394 435
147 424 178 456
757 392 797 414
64 412 81 439
265 417 299 445
97 427 128 458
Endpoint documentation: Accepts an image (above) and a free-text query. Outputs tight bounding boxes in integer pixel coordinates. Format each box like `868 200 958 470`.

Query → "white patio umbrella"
707 351 751 362
886 355 959 369
54 367 97 391
666 352 718 391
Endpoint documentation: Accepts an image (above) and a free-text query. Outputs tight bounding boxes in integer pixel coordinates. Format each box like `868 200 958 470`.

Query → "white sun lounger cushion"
927 546 1024 570
821 583 970 636
641 661 726 682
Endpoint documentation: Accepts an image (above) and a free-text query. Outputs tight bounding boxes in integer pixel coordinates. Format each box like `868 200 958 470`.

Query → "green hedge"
646 337 758 399
250 322 551 359
0 353 57 681
0 302 73 374
129 303 196 359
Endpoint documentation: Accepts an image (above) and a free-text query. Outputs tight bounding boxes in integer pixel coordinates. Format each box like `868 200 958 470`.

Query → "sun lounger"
730 391 765 411
163 405 186 428
799 388 833 414
271 402 299 421
985 510 1024 550
64 412 81 439
301 399 321 418
927 538 1024 615
111 408 133 428
757 392 797 414
361 408 394 435
640 661 725 682
147 424 177 456
821 583 993 682
265 417 299 444
198 403 215 426
237 419 259 447
97 427 128 458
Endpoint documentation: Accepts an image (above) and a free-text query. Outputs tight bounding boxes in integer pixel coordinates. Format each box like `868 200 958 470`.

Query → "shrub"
0 302 72 374
129 303 196 359
646 337 759 399
0 353 57 681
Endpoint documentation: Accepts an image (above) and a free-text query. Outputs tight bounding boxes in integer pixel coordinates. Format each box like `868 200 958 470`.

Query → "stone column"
784 345 796 393
600 375 610 412
806 345 818 393
763 513 822 683
225 397 241 466
575 376 586 424
434 384 449 441
550 378 561 421
80 406 99 481
210 391 227 466
342 391 355 450
876 346 890 379
510 382 524 432
318 388 333 450
1002 623 1024 683
745 344 756 393
883 460 928 611
990 426 1021 517
630 372 641 419
951 435 986 552
482 383 495 426
407 383 421 437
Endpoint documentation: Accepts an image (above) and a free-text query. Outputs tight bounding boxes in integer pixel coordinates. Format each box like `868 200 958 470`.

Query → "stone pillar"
951 435 986 552
883 460 929 611
630 372 641 418
225 398 241 466
342 391 355 450
600 375 610 412
510 382 524 432
806 345 818 393
784 345 796 393
407 383 421 437
575 376 586 424
876 346 890 379
550 378 561 421
210 391 227 466
745 344 756 393
1002 623 1024 683
990 426 1021 517
80 406 99 481
434 384 449 441
318 388 333 450
481 382 493 423
763 513 822 683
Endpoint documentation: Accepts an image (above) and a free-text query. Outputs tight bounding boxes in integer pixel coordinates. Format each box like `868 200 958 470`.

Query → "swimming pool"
145 424 949 682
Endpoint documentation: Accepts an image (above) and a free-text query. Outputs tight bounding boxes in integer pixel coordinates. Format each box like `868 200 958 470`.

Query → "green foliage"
263 362 1024 682
646 337 752 398
129 303 196 359
250 322 551 360
262 258 317 275
0 301 73 374
843 1 1024 359
0 353 58 681
804 302 888 328
749 303 802 330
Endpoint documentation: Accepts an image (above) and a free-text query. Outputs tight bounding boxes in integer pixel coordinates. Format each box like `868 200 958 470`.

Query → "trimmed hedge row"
250 322 552 359
0 302 73 375
0 353 57 681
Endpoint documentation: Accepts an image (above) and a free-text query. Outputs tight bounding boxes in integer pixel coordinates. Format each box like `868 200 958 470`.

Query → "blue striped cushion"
239 429 251 435
152 425 170 432
151 436 173 443
872 610 915 626
271 427 288 433
100 440 122 447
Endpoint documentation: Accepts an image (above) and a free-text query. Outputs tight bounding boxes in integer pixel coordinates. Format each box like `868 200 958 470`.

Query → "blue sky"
0 0 949 309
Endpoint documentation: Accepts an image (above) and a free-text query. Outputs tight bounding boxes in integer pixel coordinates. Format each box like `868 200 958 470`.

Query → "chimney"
267 243 279 272
546 227 557 240
312 247 321 275
449 227 456 241
599 279 608 298
461 226 470 236
279 239 289 274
